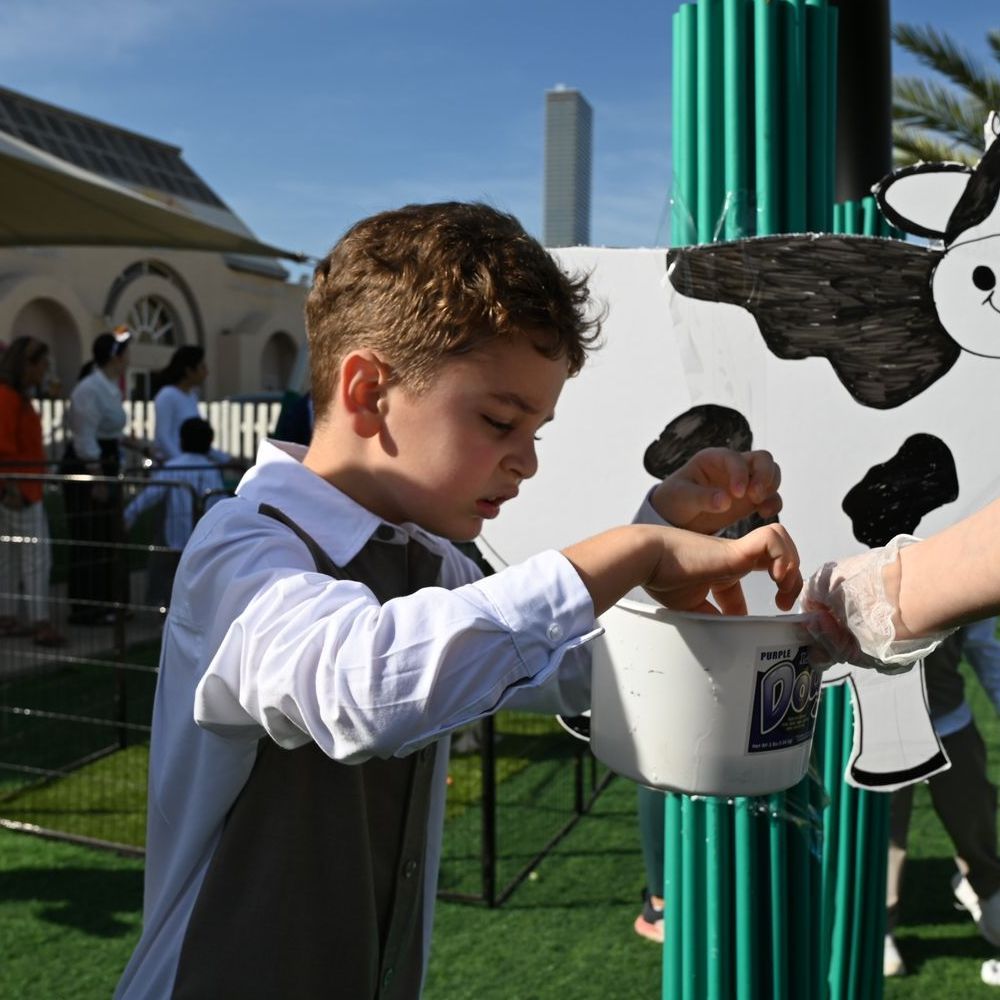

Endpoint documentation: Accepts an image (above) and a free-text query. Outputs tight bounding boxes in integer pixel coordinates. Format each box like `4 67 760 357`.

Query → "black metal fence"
0 467 612 902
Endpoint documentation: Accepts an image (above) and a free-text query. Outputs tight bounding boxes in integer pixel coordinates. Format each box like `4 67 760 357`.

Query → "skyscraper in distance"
543 86 593 247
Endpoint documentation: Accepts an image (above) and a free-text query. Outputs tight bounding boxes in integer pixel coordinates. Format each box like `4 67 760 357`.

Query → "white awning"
0 130 308 261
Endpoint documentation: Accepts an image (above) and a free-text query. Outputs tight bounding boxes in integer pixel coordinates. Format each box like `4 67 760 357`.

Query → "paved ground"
0 571 166 684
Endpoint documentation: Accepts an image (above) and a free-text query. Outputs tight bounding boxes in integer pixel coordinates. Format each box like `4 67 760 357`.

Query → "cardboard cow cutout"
481 117 1000 792
668 113 1000 411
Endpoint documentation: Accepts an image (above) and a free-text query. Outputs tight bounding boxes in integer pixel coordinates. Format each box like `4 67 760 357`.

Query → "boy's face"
370 336 569 541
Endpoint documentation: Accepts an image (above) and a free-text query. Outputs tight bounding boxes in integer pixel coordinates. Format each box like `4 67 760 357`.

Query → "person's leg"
0 503 20 623
20 500 51 625
887 784 915 933
929 722 1000 903
884 784 914 976
961 618 1000 715
62 476 94 620
635 784 665 942
637 784 665 898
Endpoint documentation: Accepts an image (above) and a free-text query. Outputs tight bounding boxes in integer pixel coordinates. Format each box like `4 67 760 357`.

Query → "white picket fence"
36 398 283 465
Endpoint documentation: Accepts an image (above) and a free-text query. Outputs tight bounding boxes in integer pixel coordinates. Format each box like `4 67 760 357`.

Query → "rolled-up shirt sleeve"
192 541 600 762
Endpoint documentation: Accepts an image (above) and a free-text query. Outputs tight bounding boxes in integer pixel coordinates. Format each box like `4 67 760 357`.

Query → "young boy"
123 417 226 608
124 418 225 548
115 202 800 999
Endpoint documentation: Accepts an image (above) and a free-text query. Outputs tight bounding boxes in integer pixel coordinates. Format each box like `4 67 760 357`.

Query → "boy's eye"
483 415 543 441
483 416 514 433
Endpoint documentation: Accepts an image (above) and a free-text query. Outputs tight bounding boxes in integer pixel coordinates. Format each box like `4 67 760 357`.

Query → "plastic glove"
802 534 953 674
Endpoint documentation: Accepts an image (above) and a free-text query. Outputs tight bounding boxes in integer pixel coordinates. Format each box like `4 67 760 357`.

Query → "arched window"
126 294 180 345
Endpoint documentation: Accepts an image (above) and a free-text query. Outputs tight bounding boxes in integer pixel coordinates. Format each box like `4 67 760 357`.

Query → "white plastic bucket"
590 598 819 797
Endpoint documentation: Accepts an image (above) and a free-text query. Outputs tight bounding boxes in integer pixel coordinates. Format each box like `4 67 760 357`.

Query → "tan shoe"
883 934 906 977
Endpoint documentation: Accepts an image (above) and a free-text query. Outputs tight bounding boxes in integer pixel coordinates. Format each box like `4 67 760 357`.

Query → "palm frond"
893 76 989 149
988 29 1000 65
892 125 979 168
893 23 996 102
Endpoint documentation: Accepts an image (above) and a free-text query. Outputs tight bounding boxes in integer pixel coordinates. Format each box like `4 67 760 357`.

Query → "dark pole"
831 0 893 201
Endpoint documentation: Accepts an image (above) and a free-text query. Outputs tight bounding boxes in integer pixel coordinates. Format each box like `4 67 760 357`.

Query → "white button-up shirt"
152 384 230 465
66 368 127 461
115 440 602 999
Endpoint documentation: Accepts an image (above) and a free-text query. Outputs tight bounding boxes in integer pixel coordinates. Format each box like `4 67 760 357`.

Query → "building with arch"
0 85 307 399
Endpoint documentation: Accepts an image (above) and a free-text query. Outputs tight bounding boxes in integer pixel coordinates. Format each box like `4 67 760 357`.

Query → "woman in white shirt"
60 329 134 624
152 346 230 466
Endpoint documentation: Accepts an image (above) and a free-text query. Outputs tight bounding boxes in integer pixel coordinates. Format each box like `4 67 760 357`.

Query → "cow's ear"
874 162 973 239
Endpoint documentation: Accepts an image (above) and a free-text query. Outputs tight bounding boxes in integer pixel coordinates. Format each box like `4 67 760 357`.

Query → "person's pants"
0 500 51 622
962 618 1000 715
638 784 666 898
887 720 1000 930
60 441 124 620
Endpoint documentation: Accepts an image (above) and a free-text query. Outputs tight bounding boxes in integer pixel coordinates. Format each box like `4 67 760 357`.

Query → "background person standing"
0 337 64 646
60 329 135 625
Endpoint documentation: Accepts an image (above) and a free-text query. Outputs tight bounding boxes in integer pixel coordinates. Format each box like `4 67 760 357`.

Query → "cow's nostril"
973 265 997 292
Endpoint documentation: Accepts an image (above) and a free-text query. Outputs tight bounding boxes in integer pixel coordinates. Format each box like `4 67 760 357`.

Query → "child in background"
124 417 225 608
115 202 800 999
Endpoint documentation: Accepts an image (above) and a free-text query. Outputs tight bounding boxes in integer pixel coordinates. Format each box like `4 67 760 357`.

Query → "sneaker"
883 934 906 977
982 958 1000 986
953 873 982 920
633 889 664 944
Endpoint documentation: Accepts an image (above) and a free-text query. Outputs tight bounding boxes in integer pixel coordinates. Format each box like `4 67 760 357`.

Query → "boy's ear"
340 350 389 438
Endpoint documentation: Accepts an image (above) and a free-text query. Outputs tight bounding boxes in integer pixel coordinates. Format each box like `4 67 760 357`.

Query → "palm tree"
892 22 1000 166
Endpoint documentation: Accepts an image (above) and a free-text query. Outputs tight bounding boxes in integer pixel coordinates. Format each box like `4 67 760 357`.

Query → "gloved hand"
801 534 953 673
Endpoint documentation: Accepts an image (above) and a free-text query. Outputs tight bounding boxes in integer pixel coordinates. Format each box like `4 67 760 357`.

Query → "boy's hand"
643 523 802 616
650 448 782 535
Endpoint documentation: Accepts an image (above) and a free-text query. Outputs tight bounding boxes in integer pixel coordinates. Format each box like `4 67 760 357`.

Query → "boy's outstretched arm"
562 522 802 619
648 447 782 535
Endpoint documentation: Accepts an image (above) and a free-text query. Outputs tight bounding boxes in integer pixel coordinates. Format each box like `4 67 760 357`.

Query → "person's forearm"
895 497 1000 637
563 521 800 618
561 525 661 617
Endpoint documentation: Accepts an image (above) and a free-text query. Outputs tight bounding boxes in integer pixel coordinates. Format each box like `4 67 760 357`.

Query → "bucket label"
747 643 821 754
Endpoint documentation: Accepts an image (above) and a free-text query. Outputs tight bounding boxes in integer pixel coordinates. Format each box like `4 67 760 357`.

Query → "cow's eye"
973 265 996 292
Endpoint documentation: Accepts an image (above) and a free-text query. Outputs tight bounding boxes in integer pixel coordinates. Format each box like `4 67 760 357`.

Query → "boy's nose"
507 441 538 482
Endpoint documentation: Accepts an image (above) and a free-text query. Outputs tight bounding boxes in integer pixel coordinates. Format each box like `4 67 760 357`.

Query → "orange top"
0 383 44 503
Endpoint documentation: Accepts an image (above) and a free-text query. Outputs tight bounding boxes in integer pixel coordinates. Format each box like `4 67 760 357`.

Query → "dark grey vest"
172 505 443 999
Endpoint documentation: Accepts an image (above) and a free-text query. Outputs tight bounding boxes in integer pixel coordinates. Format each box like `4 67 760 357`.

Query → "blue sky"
0 0 994 260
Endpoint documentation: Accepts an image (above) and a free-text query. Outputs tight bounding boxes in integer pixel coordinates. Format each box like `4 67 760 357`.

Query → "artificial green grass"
2 745 150 848
0 641 159 850
881 661 1000 1000
0 828 144 999
2 660 1000 998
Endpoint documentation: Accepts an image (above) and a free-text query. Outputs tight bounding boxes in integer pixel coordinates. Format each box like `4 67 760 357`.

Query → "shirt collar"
236 439 450 566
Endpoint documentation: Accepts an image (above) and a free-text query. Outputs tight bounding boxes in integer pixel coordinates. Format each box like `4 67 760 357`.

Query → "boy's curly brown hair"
305 201 602 417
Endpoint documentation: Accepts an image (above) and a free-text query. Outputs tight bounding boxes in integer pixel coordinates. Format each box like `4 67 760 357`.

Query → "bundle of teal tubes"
664 2 895 998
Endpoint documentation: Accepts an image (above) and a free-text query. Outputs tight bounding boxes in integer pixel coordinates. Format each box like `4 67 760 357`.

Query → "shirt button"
375 524 395 541
546 623 563 643
403 859 418 879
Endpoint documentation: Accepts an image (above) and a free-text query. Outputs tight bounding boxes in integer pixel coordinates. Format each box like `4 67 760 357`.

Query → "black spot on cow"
842 435 958 548
644 404 772 538
643 404 753 478
667 235 957 409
